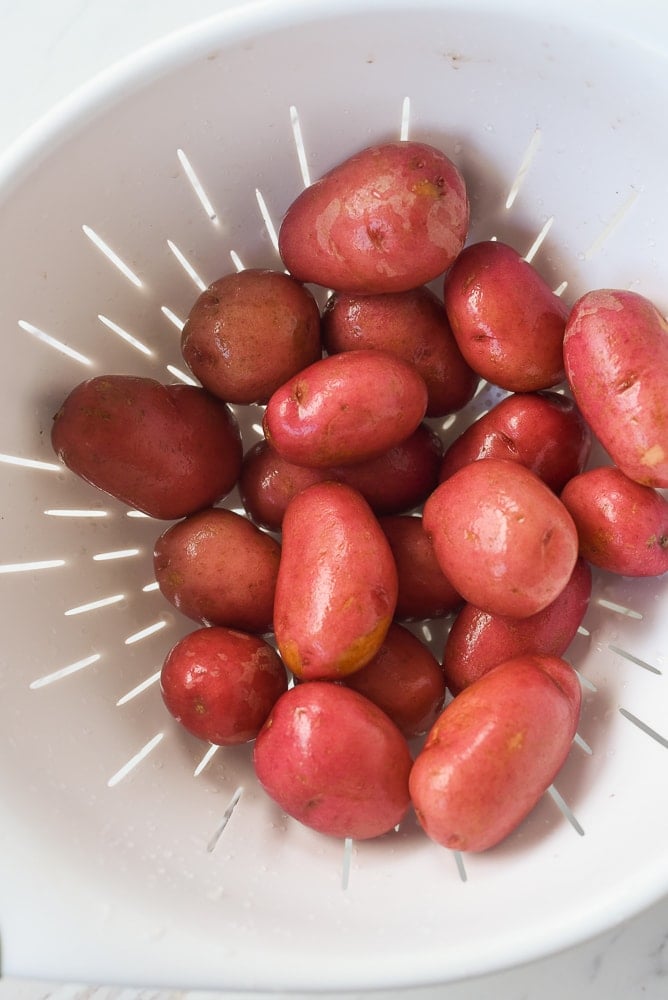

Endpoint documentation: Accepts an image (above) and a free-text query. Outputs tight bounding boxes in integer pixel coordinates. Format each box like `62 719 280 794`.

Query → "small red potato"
342 622 447 738
153 508 281 632
439 390 592 492
278 140 469 295
442 241 569 391
160 626 288 745
181 268 322 405
409 654 582 852
379 514 462 621
443 558 592 695
51 375 242 519
322 286 479 417
263 349 428 468
239 440 325 531
273 481 398 680
561 465 668 576
563 288 668 488
253 682 413 839
423 459 579 618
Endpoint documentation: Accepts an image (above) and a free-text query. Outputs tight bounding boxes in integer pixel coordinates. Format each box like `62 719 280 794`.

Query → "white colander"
1 0 667 992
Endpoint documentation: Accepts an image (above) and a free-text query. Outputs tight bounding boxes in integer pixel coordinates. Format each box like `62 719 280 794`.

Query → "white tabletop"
1 2 667 998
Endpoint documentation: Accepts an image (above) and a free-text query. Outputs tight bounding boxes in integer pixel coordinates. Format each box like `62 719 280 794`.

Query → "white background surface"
0 1 667 998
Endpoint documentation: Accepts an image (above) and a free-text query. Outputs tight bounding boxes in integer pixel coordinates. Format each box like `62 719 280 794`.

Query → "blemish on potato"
641 443 665 467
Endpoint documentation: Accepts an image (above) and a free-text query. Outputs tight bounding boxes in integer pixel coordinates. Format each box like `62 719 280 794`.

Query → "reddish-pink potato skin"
379 515 462 621
439 390 591 492
153 508 281 632
278 140 469 295
51 375 242 519
253 682 413 839
409 654 582 852
342 622 447 738
563 288 668 487
274 482 398 679
442 241 569 391
422 459 579 618
322 286 479 417
560 465 668 576
263 349 428 468
160 626 288 745
443 558 592 694
181 268 322 405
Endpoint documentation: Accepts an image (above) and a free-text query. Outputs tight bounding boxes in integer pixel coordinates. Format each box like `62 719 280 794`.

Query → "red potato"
423 458 579 618
443 558 592 695
278 140 469 295
442 241 569 391
342 622 447 738
273 481 398 680
51 375 242 519
181 268 322 405
563 288 668 488
379 514 462 621
438 390 592 492
153 508 281 633
160 626 288 745
322 286 479 417
253 682 413 839
561 465 668 576
409 654 582 852
263 349 428 468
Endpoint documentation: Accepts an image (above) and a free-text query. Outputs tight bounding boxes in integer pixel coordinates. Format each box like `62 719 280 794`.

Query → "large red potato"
273 481 398 680
409 654 582 852
563 288 668 487
253 682 413 839
51 375 242 519
423 458 579 618
379 514 462 621
442 241 569 391
561 465 668 576
278 140 469 295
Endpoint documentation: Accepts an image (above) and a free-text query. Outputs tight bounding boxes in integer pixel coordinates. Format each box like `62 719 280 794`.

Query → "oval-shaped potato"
153 508 281 632
278 140 469 295
563 288 668 487
439 390 591 492
423 458 579 618
342 622 447 738
409 654 582 852
442 241 568 391
160 626 288 745
443 558 592 694
51 375 243 519
322 286 479 417
561 465 668 576
263 349 428 468
253 682 413 840
274 481 398 679
379 514 462 621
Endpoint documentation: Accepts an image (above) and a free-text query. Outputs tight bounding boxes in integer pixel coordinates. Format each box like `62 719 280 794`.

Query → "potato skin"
278 140 469 294
563 288 668 487
409 654 582 852
153 508 281 632
443 558 592 695
263 349 428 468
273 481 398 680
379 514 462 621
442 241 568 391
322 286 479 417
439 390 591 492
253 682 413 839
181 268 322 405
51 375 242 519
560 465 668 576
423 458 579 618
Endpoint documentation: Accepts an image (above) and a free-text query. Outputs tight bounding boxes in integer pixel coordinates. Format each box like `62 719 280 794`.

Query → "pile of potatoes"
51 139 668 853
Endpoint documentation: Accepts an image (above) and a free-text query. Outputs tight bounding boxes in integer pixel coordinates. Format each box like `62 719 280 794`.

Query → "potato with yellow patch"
273 481 398 680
